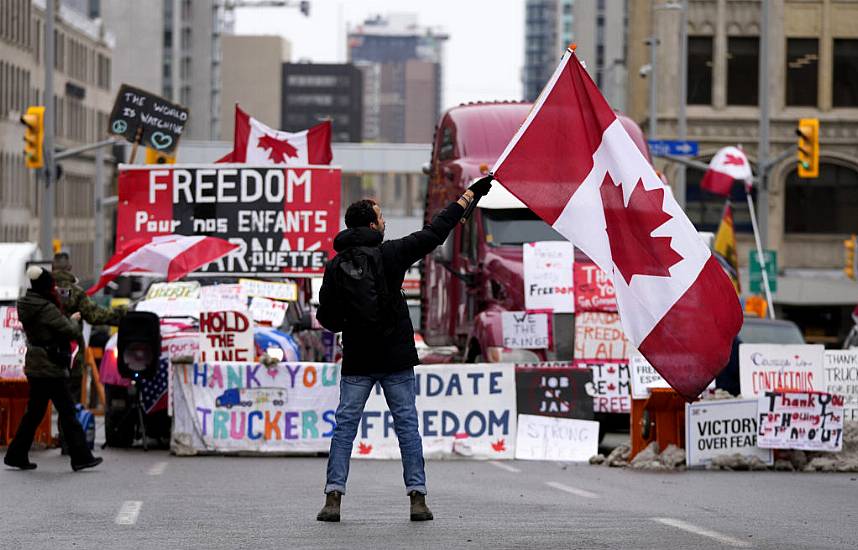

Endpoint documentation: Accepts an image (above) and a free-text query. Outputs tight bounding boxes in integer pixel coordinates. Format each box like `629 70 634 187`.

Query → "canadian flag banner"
491 49 742 400
220 105 333 165
700 146 753 196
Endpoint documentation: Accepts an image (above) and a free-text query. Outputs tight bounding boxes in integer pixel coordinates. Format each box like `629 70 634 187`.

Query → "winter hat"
27 266 54 294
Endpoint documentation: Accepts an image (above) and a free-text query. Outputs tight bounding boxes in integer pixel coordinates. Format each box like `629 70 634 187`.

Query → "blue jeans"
325 368 427 495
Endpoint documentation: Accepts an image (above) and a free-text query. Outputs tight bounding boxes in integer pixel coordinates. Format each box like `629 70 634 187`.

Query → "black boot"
71 456 103 472
409 491 434 521
4 455 37 470
316 491 342 522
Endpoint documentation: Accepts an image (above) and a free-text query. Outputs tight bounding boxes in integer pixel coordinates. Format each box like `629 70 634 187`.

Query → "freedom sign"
116 165 341 275
522 241 574 313
354 364 517 460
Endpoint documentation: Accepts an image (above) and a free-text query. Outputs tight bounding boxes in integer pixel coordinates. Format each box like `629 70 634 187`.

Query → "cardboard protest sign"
577 360 631 413
573 312 629 361
502 311 550 349
824 350 858 422
522 241 574 313
249 296 288 327
757 390 844 451
739 344 825 398
200 284 247 312
136 281 201 318
0 306 25 380
515 414 599 461
239 278 298 301
355 363 517 459
685 399 773 468
629 352 669 399
514 363 593 419
116 165 341 275
109 84 188 153
171 362 340 454
574 260 617 312
199 311 255 363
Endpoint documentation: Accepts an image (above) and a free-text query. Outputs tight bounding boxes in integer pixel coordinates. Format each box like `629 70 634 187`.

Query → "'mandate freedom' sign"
116 165 341 276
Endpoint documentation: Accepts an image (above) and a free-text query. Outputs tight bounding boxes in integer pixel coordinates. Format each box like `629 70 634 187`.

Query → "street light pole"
757 0 770 248
648 37 658 139
40 0 56 258
676 0 688 208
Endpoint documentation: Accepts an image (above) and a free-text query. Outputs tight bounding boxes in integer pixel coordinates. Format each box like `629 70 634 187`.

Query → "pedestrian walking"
315 175 494 522
3 267 103 471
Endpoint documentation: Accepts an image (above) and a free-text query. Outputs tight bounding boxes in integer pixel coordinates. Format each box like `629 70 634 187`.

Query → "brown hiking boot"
409 491 434 521
316 491 342 522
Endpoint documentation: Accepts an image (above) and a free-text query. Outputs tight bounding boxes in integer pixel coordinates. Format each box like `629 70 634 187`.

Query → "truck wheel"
104 384 135 448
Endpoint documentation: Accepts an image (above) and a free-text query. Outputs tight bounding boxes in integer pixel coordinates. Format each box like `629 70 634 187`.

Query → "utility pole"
757 0 770 248
94 146 105 277
647 36 658 139
676 0 688 208
40 0 56 258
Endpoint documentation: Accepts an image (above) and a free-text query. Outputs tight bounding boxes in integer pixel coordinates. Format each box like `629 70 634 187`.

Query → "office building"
282 63 363 142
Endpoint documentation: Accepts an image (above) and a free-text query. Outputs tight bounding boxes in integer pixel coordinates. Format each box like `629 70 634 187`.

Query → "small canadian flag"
700 146 753 196
218 104 332 165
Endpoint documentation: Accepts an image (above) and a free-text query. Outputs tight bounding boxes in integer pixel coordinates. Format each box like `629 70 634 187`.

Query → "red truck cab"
420 101 654 363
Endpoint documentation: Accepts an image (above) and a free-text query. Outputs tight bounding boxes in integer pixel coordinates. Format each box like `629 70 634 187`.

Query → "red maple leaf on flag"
257 134 299 163
723 153 745 166
357 441 373 455
491 439 506 452
607 365 616 374
600 174 683 285
607 383 616 391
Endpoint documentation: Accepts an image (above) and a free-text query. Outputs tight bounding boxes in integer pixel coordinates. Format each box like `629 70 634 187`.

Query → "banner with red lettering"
116 164 341 275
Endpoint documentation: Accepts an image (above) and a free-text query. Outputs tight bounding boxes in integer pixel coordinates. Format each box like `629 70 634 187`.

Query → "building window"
785 38 818 106
833 39 858 107
726 37 758 106
687 36 713 105
785 163 858 234
685 166 755 233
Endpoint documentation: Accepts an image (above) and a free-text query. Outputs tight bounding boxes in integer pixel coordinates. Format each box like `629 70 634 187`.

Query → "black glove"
468 175 494 198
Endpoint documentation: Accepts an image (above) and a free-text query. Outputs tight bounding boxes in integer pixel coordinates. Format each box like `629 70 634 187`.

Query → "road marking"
545 481 598 499
488 460 520 473
115 501 142 526
147 461 168 476
651 517 752 548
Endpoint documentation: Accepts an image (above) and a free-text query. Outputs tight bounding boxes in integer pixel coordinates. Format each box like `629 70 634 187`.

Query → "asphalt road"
1 443 856 550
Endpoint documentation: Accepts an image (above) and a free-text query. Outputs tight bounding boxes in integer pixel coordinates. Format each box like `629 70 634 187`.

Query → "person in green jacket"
52 252 126 402
3 267 103 471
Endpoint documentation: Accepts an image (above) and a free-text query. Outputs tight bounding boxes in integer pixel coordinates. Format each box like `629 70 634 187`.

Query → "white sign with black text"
685 399 773 468
824 350 858 422
502 312 550 349
515 414 598 461
522 241 574 313
629 352 670 399
739 344 825 398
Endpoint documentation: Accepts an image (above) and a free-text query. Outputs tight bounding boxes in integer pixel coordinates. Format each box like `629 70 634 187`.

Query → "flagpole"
745 186 775 320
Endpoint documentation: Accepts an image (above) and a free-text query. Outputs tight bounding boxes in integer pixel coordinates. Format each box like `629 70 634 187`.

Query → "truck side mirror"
433 234 454 264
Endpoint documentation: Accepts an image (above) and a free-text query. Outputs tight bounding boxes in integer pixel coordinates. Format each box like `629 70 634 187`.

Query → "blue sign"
647 140 699 157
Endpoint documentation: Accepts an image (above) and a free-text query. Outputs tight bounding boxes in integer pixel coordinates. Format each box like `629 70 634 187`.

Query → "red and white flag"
491 49 742 400
219 105 332 165
700 146 753 196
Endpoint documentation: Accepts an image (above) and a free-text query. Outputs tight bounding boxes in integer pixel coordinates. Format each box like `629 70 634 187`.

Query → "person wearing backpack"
315 175 493 522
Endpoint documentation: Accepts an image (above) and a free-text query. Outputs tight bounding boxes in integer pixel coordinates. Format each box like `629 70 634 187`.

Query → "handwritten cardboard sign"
522 241 574 313
824 350 858 422
577 360 631 413
629 352 669 399
239 278 298 302
573 312 629 361
574 260 617 312
109 84 188 153
249 296 288 327
739 344 825 398
685 399 772 468
199 310 255 363
502 311 550 349
200 284 247 312
757 390 844 451
515 414 599 461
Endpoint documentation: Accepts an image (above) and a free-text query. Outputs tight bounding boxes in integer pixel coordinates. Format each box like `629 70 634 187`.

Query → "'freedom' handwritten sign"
523 241 574 313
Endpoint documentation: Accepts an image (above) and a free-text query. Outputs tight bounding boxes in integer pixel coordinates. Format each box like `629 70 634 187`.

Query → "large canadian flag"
218 105 332 165
700 146 753 196
492 49 742 400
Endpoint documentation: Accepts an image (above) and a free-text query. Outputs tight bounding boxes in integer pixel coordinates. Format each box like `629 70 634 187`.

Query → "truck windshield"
482 208 565 246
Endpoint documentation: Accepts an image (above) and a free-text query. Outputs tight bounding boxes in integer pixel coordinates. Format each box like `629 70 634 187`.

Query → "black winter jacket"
318 200 464 375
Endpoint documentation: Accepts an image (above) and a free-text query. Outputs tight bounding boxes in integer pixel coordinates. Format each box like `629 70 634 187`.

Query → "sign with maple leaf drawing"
577 360 631 413
354 363 517 460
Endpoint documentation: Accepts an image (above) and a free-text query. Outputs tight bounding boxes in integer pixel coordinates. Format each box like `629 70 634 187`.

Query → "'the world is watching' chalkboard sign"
108 84 189 153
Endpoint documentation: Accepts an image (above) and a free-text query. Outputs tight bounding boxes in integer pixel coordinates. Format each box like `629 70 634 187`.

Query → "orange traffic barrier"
80 347 106 416
0 380 54 448
630 387 686 459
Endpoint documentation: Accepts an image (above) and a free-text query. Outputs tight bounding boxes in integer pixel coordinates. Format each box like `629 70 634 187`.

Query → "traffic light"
145 147 176 165
796 118 819 179
20 106 45 169
299 0 310 16
845 234 857 281
52 239 62 255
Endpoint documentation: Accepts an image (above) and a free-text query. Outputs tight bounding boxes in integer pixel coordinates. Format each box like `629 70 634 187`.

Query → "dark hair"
345 199 378 229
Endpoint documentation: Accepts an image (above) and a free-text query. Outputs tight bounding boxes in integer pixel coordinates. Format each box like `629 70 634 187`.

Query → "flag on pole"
219 105 332 165
700 146 752 196
490 48 742 400
713 201 740 294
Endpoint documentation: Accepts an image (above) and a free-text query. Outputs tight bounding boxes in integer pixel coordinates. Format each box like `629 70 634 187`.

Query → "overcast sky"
234 0 525 110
